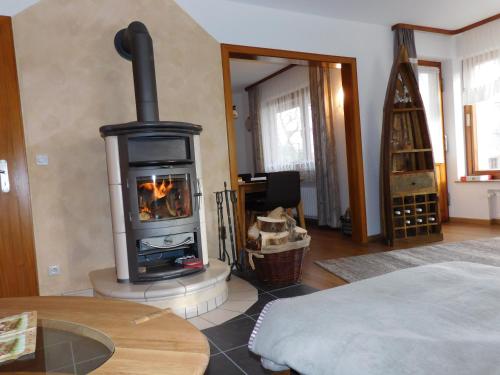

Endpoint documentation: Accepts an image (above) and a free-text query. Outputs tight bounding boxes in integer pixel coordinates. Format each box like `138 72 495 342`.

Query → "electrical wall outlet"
36 154 49 166
48 265 60 276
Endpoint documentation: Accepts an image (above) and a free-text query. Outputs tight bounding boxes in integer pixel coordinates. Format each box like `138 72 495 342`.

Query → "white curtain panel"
260 86 316 181
462 49 500 105
418 66 445 164
456 20 500 59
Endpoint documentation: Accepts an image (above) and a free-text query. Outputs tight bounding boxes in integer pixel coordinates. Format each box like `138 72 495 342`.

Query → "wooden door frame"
0 16 39 296
220 44 368 243
418 60 450 221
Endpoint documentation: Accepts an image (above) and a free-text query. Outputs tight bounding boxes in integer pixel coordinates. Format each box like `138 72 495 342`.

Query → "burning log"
137 177 192 221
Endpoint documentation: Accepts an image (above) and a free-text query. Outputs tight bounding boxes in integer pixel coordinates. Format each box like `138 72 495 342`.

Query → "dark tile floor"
203 273 318 374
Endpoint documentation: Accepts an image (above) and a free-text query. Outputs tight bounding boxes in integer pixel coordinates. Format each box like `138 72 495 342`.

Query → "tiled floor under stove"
201 272 318 375
187 274 259 329
91 259 259 324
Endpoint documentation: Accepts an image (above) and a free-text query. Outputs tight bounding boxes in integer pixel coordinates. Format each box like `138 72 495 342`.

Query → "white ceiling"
230 59 288 92
2 0 498 29
227 0 500 29
0 0 38 16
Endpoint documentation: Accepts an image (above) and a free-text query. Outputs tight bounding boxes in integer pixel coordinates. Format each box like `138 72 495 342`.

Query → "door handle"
0 159 10 193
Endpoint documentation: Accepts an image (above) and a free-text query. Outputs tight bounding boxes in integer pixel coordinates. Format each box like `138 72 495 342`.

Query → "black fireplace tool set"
215 182 243 277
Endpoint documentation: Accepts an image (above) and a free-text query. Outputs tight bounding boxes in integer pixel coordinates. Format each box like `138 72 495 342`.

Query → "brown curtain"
394 28 418 79
309 63 341 228
247 86 264 173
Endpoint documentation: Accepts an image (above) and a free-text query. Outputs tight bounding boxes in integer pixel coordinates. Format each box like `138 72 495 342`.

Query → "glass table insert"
0 319 114 374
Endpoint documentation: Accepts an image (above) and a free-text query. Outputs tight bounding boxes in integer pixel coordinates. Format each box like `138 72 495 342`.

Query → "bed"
249 261 500 375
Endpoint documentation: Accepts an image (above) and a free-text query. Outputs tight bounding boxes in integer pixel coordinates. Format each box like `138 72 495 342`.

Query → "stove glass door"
136 173 192 222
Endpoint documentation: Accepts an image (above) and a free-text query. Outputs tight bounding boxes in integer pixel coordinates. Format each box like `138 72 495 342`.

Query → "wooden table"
0 297 209 374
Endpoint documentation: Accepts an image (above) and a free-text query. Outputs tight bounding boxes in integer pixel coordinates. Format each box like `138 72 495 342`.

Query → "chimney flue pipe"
114 21 159 122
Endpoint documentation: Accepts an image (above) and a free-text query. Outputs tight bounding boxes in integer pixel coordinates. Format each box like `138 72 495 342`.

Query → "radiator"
301 186 318 219
488 190 500 221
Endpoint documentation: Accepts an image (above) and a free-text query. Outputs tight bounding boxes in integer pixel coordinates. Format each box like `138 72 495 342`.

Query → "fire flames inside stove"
137 173 192 222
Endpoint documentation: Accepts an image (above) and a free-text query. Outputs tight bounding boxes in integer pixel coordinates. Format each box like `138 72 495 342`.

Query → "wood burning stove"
99 22 207 283
100 124 206 283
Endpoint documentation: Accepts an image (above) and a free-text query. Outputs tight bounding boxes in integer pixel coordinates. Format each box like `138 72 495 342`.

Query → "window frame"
464 104 500 178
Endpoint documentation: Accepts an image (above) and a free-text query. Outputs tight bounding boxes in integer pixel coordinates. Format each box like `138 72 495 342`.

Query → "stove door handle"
194 178 202 211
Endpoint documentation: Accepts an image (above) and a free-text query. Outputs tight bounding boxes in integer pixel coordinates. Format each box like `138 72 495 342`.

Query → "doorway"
0 16 39 297
221 44 368 243
418 60 449 222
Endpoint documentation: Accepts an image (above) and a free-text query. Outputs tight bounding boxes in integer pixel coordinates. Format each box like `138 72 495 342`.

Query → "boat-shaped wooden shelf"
381 46 443 246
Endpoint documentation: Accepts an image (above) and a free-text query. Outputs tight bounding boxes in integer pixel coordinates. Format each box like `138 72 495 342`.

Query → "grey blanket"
249 262 500 375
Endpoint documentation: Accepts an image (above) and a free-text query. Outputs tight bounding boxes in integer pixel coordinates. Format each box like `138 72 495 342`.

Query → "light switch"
36 154 49 166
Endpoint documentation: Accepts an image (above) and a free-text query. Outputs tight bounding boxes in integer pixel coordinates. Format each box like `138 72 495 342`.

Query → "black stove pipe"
114 21 159 122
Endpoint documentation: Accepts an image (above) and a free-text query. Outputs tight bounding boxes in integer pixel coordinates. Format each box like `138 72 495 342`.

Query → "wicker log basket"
246 208 310 286
252 248 307 287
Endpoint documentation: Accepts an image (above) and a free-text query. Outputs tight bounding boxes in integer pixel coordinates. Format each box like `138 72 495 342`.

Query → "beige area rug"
315 237 500 283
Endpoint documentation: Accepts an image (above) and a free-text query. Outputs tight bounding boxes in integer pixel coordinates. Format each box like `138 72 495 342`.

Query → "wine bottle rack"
392 193 441 240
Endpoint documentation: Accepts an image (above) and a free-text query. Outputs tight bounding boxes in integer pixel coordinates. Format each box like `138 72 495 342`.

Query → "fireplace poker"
215 192 224 260
216 191 230 263
229 189 243 271
223 182 237 270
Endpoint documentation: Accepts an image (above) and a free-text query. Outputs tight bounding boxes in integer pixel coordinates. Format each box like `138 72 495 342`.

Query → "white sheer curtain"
260 86 315 181
462 49 500 104
418 66 445 164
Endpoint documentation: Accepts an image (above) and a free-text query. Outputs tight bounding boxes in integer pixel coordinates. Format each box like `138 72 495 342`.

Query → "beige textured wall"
13 0 229 295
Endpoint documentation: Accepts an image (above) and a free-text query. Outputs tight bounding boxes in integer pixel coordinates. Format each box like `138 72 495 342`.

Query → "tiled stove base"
89 259 257 326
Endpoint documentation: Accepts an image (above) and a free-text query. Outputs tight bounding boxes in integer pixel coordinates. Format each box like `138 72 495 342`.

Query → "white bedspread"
249 262 500 375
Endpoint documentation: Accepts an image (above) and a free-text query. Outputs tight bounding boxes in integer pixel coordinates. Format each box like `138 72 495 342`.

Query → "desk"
238 181 267 249
0 297 209 375
237 181 306 248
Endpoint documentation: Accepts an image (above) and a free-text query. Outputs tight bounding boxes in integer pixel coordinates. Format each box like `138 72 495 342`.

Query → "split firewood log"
257 216 287 233
267 207 285 219
261 231 289 247
293 226 308 241
267 207 296 230
285 213 296 232
246 238 261 251
247 223 260 241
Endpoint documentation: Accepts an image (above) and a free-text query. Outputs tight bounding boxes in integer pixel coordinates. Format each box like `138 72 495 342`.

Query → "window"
464 100 500 176
260 87 315 180
463 49 500 177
